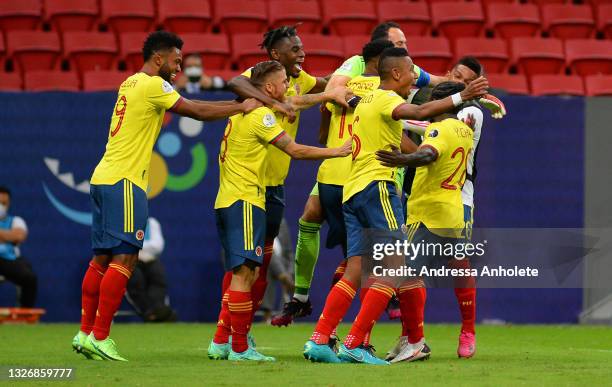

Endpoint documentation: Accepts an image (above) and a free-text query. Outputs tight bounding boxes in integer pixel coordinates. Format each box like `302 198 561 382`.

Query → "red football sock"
92 262 131 340
228 290 253 353
398 283 426 344
344 282 394 349
80 260 107 334
359 286 372 346
455 287 476 334
213 292 231 344
221 271 232 295
310 278 357 345
330 260 347 287
250 239 273 320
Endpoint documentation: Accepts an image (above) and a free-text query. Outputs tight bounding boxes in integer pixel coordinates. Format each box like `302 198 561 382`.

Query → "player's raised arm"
172 97 261 121
286 86 351 111
272 134 351 160
228 74 296 120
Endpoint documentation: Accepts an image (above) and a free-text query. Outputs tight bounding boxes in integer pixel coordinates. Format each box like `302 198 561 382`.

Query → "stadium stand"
598 4 612 39
511 37 566 75
119 32 148 72
63 31 117 75
82 70 130 91
44 0 99 34
483 73 530 95
565 39 612 76
343 35 371 58
268 0 321 33
487 3 541 39
541 4 596 40
377 1 431 36
213 0 268 35
101 0 155 34
7 31 61 72
530 74 585 96
180 33 231 71
157 0 212 34
0 0 42 32
323 0 378 36
0 72 23 91
231 33 270 70
454 37 509 74
406 36 453 75
24 70 80 91
584 74 612 96
299 34 344 74
431 2 485 39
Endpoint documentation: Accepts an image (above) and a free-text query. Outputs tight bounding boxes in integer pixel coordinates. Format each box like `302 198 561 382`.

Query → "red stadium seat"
528 0 566 5
63 32 117 75
565 39 612 76
530 74 585 96
406 36 453 75
181 33 231 70
511 37 565 75
44 0 99 33
268 0 321 33
585 0 612 6
7 31 61 72
119 32 147 72
584 74 612 96
487 4 541 39
486 73 529 95
0 72 23 91
231 33 269 70
431 2 485 39
157 0 212 34
214 0 268 35
0 31 5 68
0 0 42 32
377 2 431 37
101 0 155 34
343 35 371 58
597 5 612 39
299 34 344 74
541 4 595 40
24 70 80 91
454 38 509 74
323 0 378 36
83 70 130 91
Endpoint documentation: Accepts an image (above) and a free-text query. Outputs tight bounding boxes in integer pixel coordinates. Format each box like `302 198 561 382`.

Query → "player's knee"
92 254 111 267
301 196 323 223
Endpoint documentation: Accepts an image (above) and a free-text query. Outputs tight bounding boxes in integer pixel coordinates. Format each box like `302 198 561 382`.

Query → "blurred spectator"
0 186 37 307
174 54 225 93
261 218 294 321
126 217 177 322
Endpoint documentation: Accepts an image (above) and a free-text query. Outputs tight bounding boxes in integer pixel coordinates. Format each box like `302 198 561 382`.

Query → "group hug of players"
70 21 505 363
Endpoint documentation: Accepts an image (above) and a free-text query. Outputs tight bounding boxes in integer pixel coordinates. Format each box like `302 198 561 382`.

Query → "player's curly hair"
378 47 408 79
142 31 184 61
251 60 285 87
362 39 394 64
430 81 466 114
260 25 298 53
456 56 484 77
371 21 401 41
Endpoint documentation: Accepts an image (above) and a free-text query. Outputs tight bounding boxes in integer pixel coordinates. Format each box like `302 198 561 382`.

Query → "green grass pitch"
1 323 611 386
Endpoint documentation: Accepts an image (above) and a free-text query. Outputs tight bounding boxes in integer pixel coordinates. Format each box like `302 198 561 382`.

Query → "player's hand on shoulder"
461 77 489 101
271 101 296 123
241 98 263 113
462 113 476 130
376 145 405 167
327 86 351 108
479 93 507 119
336 138 353 157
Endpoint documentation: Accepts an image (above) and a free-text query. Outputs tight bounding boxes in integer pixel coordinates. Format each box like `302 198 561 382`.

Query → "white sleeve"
12 216 28 232
402 120 428 136
140 218 165 260
457 106 483 140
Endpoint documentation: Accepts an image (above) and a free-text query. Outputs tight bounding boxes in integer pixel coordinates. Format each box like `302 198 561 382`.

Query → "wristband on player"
451 92 463 107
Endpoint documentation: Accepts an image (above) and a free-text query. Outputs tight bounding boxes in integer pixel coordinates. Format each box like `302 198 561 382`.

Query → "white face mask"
184 66 203 82
0 204 6 219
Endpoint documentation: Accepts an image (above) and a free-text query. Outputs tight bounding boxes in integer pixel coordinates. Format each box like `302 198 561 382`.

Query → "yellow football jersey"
342 88 406 203
90 73 181 192
317 75 380 186
242 67 317 186
214 107 285 210
407 118 474 236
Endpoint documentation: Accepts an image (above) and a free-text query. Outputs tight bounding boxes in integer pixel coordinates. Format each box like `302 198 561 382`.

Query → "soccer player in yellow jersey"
71 31 261 361
206 61 351 362
304 47 488 364
225 25 351 325
375 81 477 363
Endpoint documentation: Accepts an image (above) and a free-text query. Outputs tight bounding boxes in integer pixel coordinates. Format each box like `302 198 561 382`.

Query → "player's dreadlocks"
260 25 298 53
142 31 183 61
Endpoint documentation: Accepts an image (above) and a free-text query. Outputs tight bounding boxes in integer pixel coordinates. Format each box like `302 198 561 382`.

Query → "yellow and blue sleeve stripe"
378 182 398 230
123 179 134 233
242 201 254 251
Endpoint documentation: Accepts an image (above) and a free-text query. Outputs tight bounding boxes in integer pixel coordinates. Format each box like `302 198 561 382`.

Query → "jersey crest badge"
255 246 263 256
263 113 276 128
161 81 174 93
136 230 145 241
428 129 439 138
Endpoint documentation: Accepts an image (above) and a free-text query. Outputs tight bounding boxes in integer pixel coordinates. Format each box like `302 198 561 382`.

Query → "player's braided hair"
456 56 484 77
251 60 285 87
378 47 408 79
142 31 184 61
371 21 401 41
260 25 298 53
362 39 394 64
